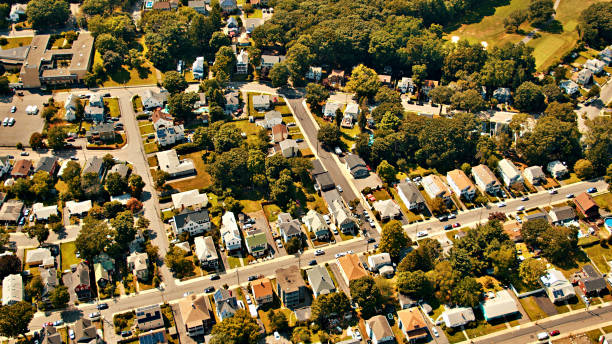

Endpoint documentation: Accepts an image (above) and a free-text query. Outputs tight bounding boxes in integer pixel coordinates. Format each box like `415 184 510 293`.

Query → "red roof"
151 108 174 125
11 159 31 177
574 192 598 217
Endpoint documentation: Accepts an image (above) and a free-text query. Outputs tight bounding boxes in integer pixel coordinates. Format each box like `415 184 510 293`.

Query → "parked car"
336 185 343 192
369 219 375 228
88 312 101 320
296 138 303 143
247 275 258 281
308 259 317 266
452 222 460 228
70 156 79 160
549 189 558 194
498 202 506 207
537 332 549 340
315 249 325 256
335 252 346 259
276 239 283 248
416 231 428 237
2 117 8 126
20 151 29 156
443 224 453 230
587 187 597 193
209 274 220 280
367 237 376 243
334 147 342 155
432 327 439 337
69 330 75 339
323 215 331 224
549 330 560 336
121 331 132 337
205 286 215 293
439 216 448 221
274 332 281 340
448 213 456 219
566 193 574 198
521 196 529 201
53 320 63 326
10 106 16 113
183 291 193 297
97 303 108 310
516 206 525 211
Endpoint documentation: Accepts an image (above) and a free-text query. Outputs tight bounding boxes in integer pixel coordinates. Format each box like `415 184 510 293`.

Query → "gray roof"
345 154 366 170
315 172 334 189
310 159 326 176
73 262 90 288
279 220 302 237
42 326 62 344
0 46 30 62
173 208 210 229
74 318 96 342
397 181 425 204
90 122 114 134
443 307 475 327
109 164 130 179
307 266 335 296
34 156 58 174
550 206 575 222
525 212 548 222
82 156 103 176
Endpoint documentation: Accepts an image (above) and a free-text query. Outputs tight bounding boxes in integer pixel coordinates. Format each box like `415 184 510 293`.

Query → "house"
71 262 92 300
367 252 391 272
328 70 345 87
236 49 249 74
257 110 283 129
306 265 335 298
245 230 268 257
224 91 240 113
151 2 171 10
314 172 335 192
366 315 395 344
85 94 105 122
498 159 523 187
192 56 205 79
323 102 342 118
86 122 116 143
40 268 58 305
9 4 26 22
480 289 519 321
344 103 359 120
136 304 164 331
26 247 53 267
244 18 264 33
252 95 271 111
141 89 168 110
156 124 185 146
259 55 286 69
547 160 568 179
446 169 477 200
345 154 369 179
11 159 32 178
219 0 237 12
549 206 575 225
302 210 331 240
560 80 579 95
82 156 105 180
127 252 149 281
398 77 415 94
251 278 274 305
41 325 62 344
65 200 92 217
493 87 512 103
442 307 475 328
188 0 207 13
378 74 392 86
575 192 600 218
35 156 59 177
0 156 11 177
600 46 612 64
398 293 418 309
214 288 238 320
73 318 97 343
472 164 502 194
422 174 451 200
523 166 546 185
396 181 426 211
2 274 22 305
578 264 607 295
272 123 289 143
32 203 58 221
324 192 356 233
227 16 238 29
279 139 299 158
422 80 438 97
109 164 130 179
373 199 400 220
0 199 23 223
397 308 428 343
540 268 576 303
337 254 368 286
306 66 322 81
577 68 593 85
221 211 242 252
309 159 326 178
586 59 606 74
525 212 547 222
172 190 208 210
172 208 211 236
276 266 307 309
156 150 196 177
278 214 302 242
179 295 213 337
94 263 110 287
152 109 174 130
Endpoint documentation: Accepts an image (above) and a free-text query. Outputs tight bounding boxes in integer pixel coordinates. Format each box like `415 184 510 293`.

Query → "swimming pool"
145 1 153 8
605 217 612 231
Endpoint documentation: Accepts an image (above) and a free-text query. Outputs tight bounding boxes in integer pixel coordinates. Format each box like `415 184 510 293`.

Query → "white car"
334 147 342 155
497 202 506 207
69 329 75 339
8 118 14 126
566 193 574 198
274 332 280 340
516 206 525 211
432 327 439 337
2 117 8 126
353 329 362 340
336 185 343 192
417 231 428 237
323 215 331 224
314 249 324 256
448 214 456 219
276 239 283 248
335 252 346 259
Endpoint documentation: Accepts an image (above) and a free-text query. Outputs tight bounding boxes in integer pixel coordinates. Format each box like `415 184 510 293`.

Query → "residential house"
341 114 353 128
224 92 240 114
244 18 264 33
32 203 58 221
127 252 149 281
221 211 242 252
226 16 238 29
378 74 392 86
236 50 249 74
188 0 207 13
441 307 475 328
136 304 164 331
40 268 58 305
367 252 392 272
141 89 168 110
192 57 205 79
586 59 606 74
71 262 92 300
577 68 593 85
472 164 502 194
493 87 511 103
343 103 359 120
156 150 196 177
560 80 579 95
540 268 576 303
306 66 322 81
310 159 326 179
86 122 116 143
399 292 417 310
523 165 546 185
73 318 97 343
65 200 92 217
549 206 575 225
365 315 395 344
498 159 523 187
245 230 268 257
306 265 335 298
251 278 274 305
446 169 477 200
345 154 369 179
11 159 32 178
9 4 26 22
2 274 22 305
94 263 110 287
109 164 130 179
156 124 185 146
252 95 271 111
421 80 438 97
396 181 426 211
214 288 238 320
41 325 62 344
82 156 105 180
179 295 213 337
422 174 451 200
397 308 428 343
219 0 237 12
525 212 547 222
35 156 59 177
257 110 283 129
0 156 11 178
84 94 105 122
152 109 174 130
0 199 23 223
314 172 335 192
328 70 345 87
276 266 307 309
547 160 568 179
337 253 368 286
172 208 211 236
272 123 288 143
323 102 342 119
480 289 519 321
26 247 54 267
279 139 299 158
398 77 415 94
373 199 401 220
278 213 302 242
323 191 355 233
578 264 607 295
574 192 599 218
302 210 331 240
259 55 286 69
172 189 208 210
600 46 612 64
151 2 171 10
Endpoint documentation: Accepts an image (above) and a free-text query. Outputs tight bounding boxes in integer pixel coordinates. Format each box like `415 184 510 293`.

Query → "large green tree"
210 309 261 344
26 0 70 29
516 116 581 166
317 124 341 149
346 64 381 100
349 276 382 319
579 2 612 49
163 71 188 94
379 220 411 260
0 301 35 339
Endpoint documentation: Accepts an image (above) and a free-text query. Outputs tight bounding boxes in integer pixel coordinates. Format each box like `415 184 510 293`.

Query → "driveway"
328 262 350 296
533 292 559 316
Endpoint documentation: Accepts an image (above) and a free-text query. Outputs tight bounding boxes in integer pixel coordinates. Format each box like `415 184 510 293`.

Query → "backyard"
60 241 81 271
167 151 213 192
104 98 121 118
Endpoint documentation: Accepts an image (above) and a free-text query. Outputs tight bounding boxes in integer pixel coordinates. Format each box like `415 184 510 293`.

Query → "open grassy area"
593 192 612 211
227 255 242 269
0 36 32 49
144 141 159 154
263 204 282 222
584 243 612 273
104 98 121 118
444 328 468 344
93 49 158 87
60 241 81 271
167 151 213 192
519 296 548 321
139 123 155 136
558 173 581 186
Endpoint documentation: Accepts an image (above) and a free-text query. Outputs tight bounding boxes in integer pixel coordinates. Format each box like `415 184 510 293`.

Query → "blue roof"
139 330 166 344
156 129 166 138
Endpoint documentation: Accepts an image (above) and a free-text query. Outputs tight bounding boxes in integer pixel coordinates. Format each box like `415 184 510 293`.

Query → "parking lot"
0 93 46 147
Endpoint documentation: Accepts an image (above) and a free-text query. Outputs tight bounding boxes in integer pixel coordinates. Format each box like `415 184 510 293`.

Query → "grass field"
584 244 612 273
93 48 158 87
104 98 121 118
60 241 81 271
139 123 155 136
593 192 612 211
0 36 32 49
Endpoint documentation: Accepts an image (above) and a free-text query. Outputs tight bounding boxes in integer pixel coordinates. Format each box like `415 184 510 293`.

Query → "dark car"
247 275 258 281
439 216 448 222
587 187 597 193
205 286 215 293
443 224 453 230
367 237 376 243
209 274 220 280
97 303 108 310
308 260 317 266
121 331 132 337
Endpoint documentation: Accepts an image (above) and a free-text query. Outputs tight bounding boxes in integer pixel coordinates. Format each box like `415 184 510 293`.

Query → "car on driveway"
416 231 428 237
69 330 75 339
443 224 453 230
10 106 16 113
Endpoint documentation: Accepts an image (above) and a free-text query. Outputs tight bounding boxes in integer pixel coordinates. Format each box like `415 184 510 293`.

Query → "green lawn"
0 36 32 49
388 188 423 223
104 98 121 118
593 192 612 211
144 141 159 154
247 9 263 18
464 319 510 339
583 244 612 273
167 151 213 192
139 123 155 136
60 241 81 272
93 48 158 87
263 204 282 222
132 96 143 112
558 173 581 186
518 296 548 321
227 256 242 269
372 189 391 201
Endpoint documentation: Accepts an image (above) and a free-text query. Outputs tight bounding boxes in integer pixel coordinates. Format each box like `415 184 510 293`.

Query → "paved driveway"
533 292 559 316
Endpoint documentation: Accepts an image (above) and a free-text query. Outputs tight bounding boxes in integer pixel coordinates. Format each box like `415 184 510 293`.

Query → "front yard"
104 98 121 118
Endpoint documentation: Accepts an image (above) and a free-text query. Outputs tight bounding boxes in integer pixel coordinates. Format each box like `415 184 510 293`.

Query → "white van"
537 332 549 341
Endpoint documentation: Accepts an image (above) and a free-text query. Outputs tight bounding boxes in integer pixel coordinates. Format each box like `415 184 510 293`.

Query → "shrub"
174 142 200 154
136 113 149 120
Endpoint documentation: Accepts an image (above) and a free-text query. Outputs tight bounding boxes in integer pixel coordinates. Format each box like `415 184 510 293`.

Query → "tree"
212 46 237 77
519 258 547 288
0 255 21 279
26 275 43 300
452 277 483 307
25 224 49 246
520 218 550 247
209 31 231 54
379 220 410 260
75 216 113 260
587 85 601 99
412 64 427 86
504 9 528 33
516 116 581 166
544 101 576 122
514 82 545 113
285 237 302 255
311 292 352 326
26 0 70 29
606 164 612 192
105 172 127 196
168 91 199 121
539 225 578 264
397 270 433 298
377 160 397 184
349 276 381 318
269 62 290 88
210 309 261 344
47 127 67 150
346 64 381 100
128 174 145 197
162 71 188 94
81 172 104 201
450 89 487 113
528 0 555 26
0 301 35 339
268 310 288 332
579 2 612 49
49 285 70 309
428 197 447 215
305 83 329 113
29 133 44 150
429 86 454 104
291 327 310 344
102 51 123 72
223 196 243 214
165 246 194 278
102 154 115 169
398 238 441 272
30 171 53 200
317 124 341 148
153 170 170 189
111 210 136 249
574 159 594 179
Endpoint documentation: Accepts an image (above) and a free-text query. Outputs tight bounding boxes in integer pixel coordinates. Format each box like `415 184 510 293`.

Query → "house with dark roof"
396 180 425 211
0 199 24 223
73 317 97 343
578 264 606 295
82 156 105 180
276 265 307 309
11 159 32 178
86 123 115 143
306 265 335 298
310 159 326 177
524 212 547 222
345 154 369 178
41 325 62 344
549 206 576 225
213 288 238 320
109 164 130 179
35 156 59 176
136 304 164 331
138 328 167 344
40 267 58 305
171 209 211 236
315 172 335 192
71 262 91 301
278 213 302 242
574 192 599 218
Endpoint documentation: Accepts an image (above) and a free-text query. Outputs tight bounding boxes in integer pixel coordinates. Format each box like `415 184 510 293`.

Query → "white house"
141 90 168 110
547 160 568 179
577 68 593 85
523 166 546 185
156 124 185 146
127 252 149 281
65 200 92 216
366 315 394 344
471 164 502 194
64 93 78 122
9 4 26 22
559 80 579 95
172 209 211 236
152 110 174 131
302 210 330 240
367 252 391 272
2 274 22 305
192 57 205 79
256 110 282 129
372 199 400 220
398 77 415 94
172 190 208 210
32 203 58 221
343 103 359 120
396 180 426 211
446 169 476 200
541 268 576 303
194 236 219 268
498 159 523 187
236 50 249 75
259 55 286 69
156 150 195 177
221 212 242 252
442 307 475 328
323 102 342 118
252 95 270 111
279 139 298 158
306 66 322 81
421 175 451 200
585 59 606 74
